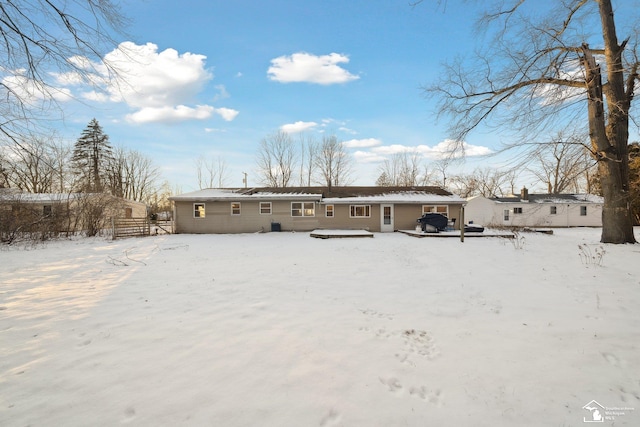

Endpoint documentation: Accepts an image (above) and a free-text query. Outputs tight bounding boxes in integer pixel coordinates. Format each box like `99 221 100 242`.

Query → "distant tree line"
1 119 165 207
0 119 173 242
254 131 355 188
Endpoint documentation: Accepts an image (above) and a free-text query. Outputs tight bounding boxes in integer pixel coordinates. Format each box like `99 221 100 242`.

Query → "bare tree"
314 135 354 188
195 155 230 189
49 138 73 193
122 150 161 203
526 134 596 194
450 167 513 198
417 164 438 186
297 134 318 186
1 135 73 193
255 131 298 187
431 157 453 189
102 146 160 203
0 1 126 144
377 151 423 186
4 137 54 192
425 0 638 243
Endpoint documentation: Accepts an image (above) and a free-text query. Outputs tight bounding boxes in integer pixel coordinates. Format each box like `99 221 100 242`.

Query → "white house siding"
465 195 603 228
464 196 500 226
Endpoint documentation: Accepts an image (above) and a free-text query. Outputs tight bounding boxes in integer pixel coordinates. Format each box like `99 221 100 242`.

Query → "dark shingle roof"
242 186 452 198
492 193 602 203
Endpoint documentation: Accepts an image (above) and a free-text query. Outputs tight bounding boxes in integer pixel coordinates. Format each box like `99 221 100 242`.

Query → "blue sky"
43 0 638 191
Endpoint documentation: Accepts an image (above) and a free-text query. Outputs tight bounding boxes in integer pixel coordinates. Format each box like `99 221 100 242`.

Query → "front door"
381 204 394 232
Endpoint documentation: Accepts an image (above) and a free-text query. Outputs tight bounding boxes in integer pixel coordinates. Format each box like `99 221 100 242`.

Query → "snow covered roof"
491 193 604 204
0 190 146 206
169 188 322 201
170 186 465 204
322 193 464 204
0 191 81 203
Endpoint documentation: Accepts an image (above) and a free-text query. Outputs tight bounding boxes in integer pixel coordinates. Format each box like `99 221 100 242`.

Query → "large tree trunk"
582 0 636 244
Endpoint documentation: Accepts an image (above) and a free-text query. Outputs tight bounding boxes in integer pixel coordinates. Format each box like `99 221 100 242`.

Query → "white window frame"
513 207 523 214
194 203 206 218
422 205 449 217
259 202 272 215
580 206 587 216
325 204 334 218
231 202 241 216
550 206 557 215
291 202 315 217
349 205 371 218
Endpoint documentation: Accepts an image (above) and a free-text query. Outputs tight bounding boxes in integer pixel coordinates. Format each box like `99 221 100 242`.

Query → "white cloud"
343 138 382 148
212 84 230 102
81 91 108 102
55 42 239 124
105 42 212 108
126 105 214 124
353 151 387 163
371 144 416 155
369 139 492 160
2 74 73 103
214 107 239 121
268 52 359 85
338 126 357 135
427 139 492 158
280 121 318 133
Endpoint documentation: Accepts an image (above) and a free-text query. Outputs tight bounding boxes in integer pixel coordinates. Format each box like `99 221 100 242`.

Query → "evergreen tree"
71 119 114 193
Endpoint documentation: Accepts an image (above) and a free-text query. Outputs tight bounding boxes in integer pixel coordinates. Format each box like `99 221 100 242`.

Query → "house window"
260 202 272 215
43 205 52 216
231 202 241 215
194 203 205 218
125 207 133 218
513 207 523 214
503 209 510 221
550 206 557 215
580 206 587 216
350 205 371 218
422 205 448 217
325 204 334 218
291 202 315 217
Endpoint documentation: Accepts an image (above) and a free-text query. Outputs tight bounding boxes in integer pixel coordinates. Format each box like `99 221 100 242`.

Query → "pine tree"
71 119 114 193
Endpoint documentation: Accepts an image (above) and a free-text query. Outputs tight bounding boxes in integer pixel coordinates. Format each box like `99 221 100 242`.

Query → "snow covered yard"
1 229 638 426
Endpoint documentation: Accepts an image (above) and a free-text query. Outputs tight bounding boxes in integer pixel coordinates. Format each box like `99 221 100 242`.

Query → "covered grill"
416 213 448 233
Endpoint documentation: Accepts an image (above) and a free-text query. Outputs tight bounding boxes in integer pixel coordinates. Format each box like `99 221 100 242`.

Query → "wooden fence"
112 217 151 239
112 217 174 239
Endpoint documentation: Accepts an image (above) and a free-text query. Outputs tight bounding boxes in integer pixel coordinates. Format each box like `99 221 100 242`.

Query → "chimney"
520 187 529 201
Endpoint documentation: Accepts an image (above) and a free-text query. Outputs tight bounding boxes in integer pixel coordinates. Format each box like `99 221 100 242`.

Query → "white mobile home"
465 188 603 228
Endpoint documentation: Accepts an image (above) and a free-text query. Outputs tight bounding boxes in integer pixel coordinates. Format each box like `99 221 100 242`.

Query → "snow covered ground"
1 228 639 426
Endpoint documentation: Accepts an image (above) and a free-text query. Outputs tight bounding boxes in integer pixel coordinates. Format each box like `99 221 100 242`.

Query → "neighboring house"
465 188 603 227
0 189 147 235
169 186 465 234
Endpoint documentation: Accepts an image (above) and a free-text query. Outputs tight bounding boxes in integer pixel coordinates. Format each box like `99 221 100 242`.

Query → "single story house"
0 189 147 235
465 188 603 228
169 186 465 234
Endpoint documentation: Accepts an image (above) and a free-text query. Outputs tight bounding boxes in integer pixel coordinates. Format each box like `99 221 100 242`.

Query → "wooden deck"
398 229 515 238
310 229 374 239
